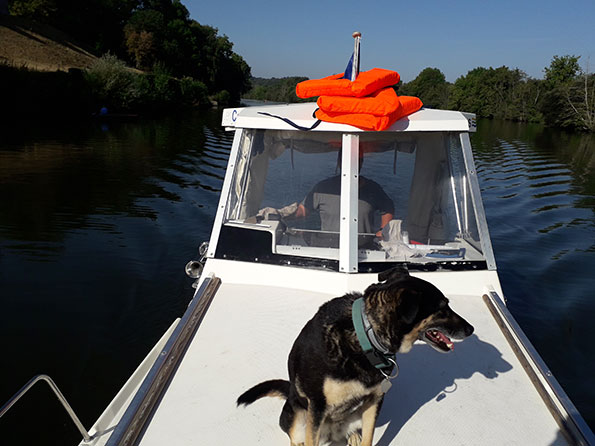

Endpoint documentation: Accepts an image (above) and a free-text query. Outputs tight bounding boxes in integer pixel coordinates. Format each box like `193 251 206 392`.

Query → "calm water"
0 112 593 444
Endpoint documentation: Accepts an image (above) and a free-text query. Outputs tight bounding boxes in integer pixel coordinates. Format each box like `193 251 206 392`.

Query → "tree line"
246 56 594 132
246 77 310 103
400 55 594 132
6 0 251 106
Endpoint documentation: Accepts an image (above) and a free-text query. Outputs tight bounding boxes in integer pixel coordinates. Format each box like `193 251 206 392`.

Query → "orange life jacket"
317 87 400 116
395 95 424 119
296 68 400 98
315 96 423 131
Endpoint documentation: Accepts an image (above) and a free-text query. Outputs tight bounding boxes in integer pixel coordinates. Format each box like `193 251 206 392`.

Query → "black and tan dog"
237 267 474 446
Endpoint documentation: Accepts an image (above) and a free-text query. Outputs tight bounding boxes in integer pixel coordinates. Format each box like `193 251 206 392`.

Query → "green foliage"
213 90 231 106
570 73 595 131
8 0 252 102
544 55 580 87
442 55 592 130
125 29 156 71
179 77 208 106
18 0 140 55
539 55 595 131
121 2 251 100
541 72 595 132
399 67 450 109
512 78 543 123
151 61 177 103
245 77 310 103
83 53 209 112
8 0 56 18
449 66 543 123
84 54 138 109
127 8 165 33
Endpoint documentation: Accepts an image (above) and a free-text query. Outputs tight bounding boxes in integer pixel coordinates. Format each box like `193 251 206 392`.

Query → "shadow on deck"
375 334 513 446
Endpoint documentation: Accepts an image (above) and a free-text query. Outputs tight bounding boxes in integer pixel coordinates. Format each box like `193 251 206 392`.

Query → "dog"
237 266 474 446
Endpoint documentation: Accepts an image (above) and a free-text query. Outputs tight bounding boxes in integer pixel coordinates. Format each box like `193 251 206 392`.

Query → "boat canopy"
209 104 493 273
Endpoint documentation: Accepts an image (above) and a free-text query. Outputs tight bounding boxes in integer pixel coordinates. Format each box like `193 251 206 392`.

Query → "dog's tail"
237 379 290 406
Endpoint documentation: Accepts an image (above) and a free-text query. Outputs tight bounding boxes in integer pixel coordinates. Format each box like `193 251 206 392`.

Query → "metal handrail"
106 275 221 446
483 291 595 445
0 374 93 443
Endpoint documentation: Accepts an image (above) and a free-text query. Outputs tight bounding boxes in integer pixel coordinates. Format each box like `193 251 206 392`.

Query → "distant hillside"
245 76 310 103
0 15 98 71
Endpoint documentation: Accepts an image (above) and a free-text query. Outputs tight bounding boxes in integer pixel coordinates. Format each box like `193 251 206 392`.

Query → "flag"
343 53 354 80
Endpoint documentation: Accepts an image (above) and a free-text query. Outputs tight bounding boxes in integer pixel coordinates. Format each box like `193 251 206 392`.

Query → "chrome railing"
483 291 595 445
0 374 92 443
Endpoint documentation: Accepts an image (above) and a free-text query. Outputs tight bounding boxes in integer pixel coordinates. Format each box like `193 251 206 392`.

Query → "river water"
0 111 593 444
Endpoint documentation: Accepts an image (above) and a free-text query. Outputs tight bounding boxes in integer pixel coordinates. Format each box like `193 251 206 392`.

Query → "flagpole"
351 31 361 81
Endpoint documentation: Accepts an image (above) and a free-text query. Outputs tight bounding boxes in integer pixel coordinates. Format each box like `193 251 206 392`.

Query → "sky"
185 0 595 83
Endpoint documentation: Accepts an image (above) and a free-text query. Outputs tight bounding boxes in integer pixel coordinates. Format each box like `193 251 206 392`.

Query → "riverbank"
0 61 215 120
0 15 238 119
0 15 98 71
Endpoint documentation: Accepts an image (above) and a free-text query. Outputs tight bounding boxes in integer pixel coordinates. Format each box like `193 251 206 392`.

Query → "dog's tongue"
429 329 454 350
438 331 454 350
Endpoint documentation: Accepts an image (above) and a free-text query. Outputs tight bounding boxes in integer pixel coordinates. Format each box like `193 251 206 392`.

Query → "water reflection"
472 119 595 429
0 114 231 247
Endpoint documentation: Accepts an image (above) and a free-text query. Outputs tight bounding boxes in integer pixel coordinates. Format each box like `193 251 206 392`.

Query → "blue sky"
185 0 595 82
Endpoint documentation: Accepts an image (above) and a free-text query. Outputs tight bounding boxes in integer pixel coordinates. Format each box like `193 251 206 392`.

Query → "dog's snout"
464 322 474 337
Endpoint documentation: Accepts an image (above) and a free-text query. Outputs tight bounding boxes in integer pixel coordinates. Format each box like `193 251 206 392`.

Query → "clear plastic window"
223 129 484 264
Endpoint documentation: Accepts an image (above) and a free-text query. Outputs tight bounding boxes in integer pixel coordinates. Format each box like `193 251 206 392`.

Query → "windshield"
220 129 486 268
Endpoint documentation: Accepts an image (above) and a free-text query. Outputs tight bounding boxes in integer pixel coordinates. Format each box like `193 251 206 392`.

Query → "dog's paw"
347 432 362 446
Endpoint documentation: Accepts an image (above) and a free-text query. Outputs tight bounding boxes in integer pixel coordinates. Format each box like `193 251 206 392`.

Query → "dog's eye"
439 299 448 309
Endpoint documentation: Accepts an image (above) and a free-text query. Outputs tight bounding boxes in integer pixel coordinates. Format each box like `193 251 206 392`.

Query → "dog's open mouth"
423 329 454 353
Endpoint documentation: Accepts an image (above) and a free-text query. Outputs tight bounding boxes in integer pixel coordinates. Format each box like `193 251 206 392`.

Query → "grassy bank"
1 55 220 120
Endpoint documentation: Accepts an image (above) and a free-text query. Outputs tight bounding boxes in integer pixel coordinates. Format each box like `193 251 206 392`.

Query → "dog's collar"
352 297 397 373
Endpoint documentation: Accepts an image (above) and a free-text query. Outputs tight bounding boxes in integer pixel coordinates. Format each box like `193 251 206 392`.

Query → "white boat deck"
221 102 476 133
134 279 568 446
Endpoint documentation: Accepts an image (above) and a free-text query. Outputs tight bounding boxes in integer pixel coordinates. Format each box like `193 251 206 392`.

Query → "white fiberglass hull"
80 260 591 446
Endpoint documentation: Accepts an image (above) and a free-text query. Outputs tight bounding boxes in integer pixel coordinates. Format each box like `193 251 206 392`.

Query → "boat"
2 35 593 446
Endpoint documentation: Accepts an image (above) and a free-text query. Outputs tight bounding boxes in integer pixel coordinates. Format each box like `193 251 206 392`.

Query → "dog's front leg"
305 404 325 446
360 399 381 446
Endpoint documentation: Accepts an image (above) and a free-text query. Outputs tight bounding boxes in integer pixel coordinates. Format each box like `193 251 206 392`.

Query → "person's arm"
295 185 317 219
295 203 308 218
377 212 394 238
370 180 394 238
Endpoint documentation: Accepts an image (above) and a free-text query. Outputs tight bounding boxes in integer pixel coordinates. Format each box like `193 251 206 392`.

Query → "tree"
400 67 450 109
125 29 156 70
513 78 543 123
449 67 493 116
119 2 252 99
7 0 253 106
541 55 594 131
449 66 537 121
11 0 140 55
544 55 580 87
245 77 309 103
565 70 595 131
124 9 164 69
8 0 56 18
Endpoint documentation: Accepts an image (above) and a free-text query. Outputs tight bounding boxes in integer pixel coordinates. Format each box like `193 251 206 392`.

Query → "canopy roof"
222 102 476 133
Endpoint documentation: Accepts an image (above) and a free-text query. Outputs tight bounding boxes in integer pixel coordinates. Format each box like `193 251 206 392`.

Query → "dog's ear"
378 265 410 284
398 291 419 325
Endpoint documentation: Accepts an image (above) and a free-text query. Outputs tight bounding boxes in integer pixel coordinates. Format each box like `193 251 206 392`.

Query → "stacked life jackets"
296 68 423 131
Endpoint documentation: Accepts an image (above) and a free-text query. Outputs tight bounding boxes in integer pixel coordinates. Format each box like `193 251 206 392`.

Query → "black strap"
257 111 322 131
